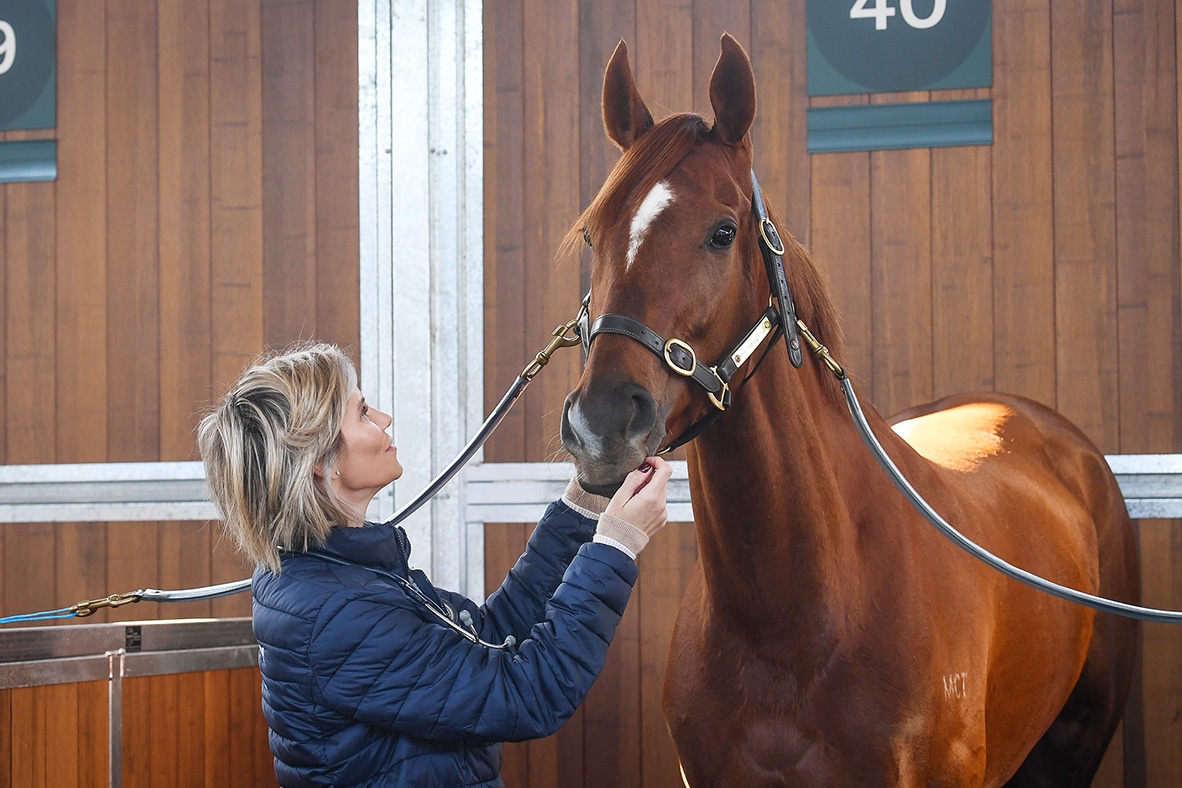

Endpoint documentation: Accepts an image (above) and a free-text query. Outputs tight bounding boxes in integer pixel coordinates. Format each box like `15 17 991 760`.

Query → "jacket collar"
313 522 412 576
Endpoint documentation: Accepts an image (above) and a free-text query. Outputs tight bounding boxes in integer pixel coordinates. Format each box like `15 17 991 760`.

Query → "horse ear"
602 40 654 151
709 33 756 145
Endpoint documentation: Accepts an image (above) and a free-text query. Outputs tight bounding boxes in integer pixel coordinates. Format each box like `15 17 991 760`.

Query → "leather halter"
577 170 800 452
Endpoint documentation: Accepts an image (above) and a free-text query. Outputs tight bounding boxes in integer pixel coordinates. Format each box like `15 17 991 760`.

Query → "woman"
198 342 671 787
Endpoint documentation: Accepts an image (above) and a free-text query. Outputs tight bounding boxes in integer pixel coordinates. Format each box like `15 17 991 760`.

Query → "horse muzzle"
561 380 664 494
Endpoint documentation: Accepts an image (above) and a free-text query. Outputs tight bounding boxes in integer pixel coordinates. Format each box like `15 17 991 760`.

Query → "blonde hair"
198 342 359 572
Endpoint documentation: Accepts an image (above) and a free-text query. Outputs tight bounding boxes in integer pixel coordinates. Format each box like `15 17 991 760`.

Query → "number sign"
0 0 56 130
808 0 991 96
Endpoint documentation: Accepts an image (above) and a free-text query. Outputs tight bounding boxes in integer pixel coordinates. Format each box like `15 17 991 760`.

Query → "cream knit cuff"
594 513 649 558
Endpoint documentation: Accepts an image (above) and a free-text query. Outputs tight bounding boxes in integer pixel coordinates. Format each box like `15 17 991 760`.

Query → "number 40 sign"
0 0 56 131
807 0 991 96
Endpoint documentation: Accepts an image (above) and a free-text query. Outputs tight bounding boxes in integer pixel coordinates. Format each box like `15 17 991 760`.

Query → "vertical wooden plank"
1139 520 1182 787
204 670 234 786
483 0 527 462
149 674 182 785
209 0 265 618
105 0 161 620
578 0 634 211
9 687 45 787
157 0 215 618
122 678 152 786
228 666 270 787
44 684 80 787
691 0 750 120
0 689 11 788
1115 0 1180 452
749 0 810 243
314 0 361 353
1050 0 1118 452
870 132 932 415
78 680 109 788
4 177 57 619
931 91 994 398
261 0 317 347
105 0 160 463
55 0 110 462
991 0 1055 406
635 0 693 114
810 146 872 387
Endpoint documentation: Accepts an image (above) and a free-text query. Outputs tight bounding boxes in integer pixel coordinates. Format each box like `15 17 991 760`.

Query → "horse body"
561 34 1138 786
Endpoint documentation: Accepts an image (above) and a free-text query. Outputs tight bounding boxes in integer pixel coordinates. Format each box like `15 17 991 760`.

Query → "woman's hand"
603 456 672 538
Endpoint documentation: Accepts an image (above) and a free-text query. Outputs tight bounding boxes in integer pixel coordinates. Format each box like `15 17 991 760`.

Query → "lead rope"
794 319 1182 624
0 307 588 626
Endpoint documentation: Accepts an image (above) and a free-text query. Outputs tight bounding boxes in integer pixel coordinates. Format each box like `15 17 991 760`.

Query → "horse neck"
685 351 893 637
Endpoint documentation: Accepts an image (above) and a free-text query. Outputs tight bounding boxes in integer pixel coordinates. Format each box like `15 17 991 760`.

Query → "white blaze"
627 181 674 268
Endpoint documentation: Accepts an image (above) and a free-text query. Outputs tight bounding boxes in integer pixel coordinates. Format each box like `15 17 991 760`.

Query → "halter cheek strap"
751 170 804 369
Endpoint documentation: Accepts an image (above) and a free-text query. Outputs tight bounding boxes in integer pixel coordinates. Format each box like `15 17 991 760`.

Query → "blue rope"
0 607 76 625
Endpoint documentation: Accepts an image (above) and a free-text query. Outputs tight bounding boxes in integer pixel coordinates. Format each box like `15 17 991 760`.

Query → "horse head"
561 34 837 494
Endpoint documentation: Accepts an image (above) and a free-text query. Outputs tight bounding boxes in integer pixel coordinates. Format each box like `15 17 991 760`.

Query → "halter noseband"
577 170 803 452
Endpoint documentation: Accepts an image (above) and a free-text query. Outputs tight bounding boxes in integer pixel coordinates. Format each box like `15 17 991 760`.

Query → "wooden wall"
0 0 360 623
0 668 269 787
483 0 1182 786
2 1 358 784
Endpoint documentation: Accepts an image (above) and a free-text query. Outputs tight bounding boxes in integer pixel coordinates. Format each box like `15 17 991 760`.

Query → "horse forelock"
560 114 709 266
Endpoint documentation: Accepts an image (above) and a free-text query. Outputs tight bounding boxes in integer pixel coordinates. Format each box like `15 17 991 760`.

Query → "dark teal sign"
808 0 991 96
0 0 56 130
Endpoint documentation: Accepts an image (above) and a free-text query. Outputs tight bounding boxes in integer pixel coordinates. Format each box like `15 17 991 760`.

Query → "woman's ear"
314 461 325 479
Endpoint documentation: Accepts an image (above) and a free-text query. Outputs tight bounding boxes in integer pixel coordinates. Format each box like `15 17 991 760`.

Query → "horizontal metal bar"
0 139 57 183
121 645 259 678
0 653 112 689
808 99 993 153
0 617 254 663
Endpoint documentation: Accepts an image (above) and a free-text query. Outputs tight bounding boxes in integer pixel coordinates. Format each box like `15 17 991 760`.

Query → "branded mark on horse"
560 34 1140 787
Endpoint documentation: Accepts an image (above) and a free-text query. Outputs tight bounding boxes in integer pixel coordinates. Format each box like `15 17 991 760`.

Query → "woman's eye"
708 225 736 249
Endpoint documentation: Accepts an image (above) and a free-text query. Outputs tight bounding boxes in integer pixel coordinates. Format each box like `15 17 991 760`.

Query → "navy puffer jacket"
251 498 637 787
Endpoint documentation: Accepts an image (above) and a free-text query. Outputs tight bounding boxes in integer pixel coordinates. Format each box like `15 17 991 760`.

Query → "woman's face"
329 388 403 519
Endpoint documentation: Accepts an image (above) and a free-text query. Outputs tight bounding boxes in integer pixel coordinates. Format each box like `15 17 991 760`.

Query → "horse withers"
560 34 1140 787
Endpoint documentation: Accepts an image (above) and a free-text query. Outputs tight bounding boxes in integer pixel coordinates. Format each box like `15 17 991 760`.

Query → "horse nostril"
627 386 656 437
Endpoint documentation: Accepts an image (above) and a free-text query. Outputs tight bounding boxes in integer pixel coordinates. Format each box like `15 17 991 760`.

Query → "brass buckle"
663 338 697 377
707 374 730 411
759 217 785 256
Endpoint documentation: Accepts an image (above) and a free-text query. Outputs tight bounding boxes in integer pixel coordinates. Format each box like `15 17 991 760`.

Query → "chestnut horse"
560 35 1140 786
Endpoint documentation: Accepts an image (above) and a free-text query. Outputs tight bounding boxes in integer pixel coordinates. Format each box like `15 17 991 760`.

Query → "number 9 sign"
0 21 15 76
0 0 56 130
808 0 991 96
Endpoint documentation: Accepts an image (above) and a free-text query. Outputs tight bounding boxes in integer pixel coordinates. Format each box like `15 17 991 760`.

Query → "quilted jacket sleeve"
437 498 597 646
307 541 637 743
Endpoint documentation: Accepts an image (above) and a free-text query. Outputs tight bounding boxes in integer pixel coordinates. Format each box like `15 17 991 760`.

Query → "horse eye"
708 224 737 250
582 228 593 249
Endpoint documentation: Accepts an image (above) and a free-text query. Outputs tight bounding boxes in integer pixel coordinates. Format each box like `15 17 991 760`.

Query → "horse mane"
560 112 845 370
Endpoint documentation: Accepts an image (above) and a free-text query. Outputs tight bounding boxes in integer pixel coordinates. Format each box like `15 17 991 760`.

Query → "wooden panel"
8 687 46 785
78 680 108 788
991 0 1055 406
635 0 694 111
314 0 361 354
261 0 317 347
869 127 933 415
1051 0 1119 452
483 0 528 462
1139 520 1182 786
810 145 872 386
930 89 994 398
692 1 750 120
